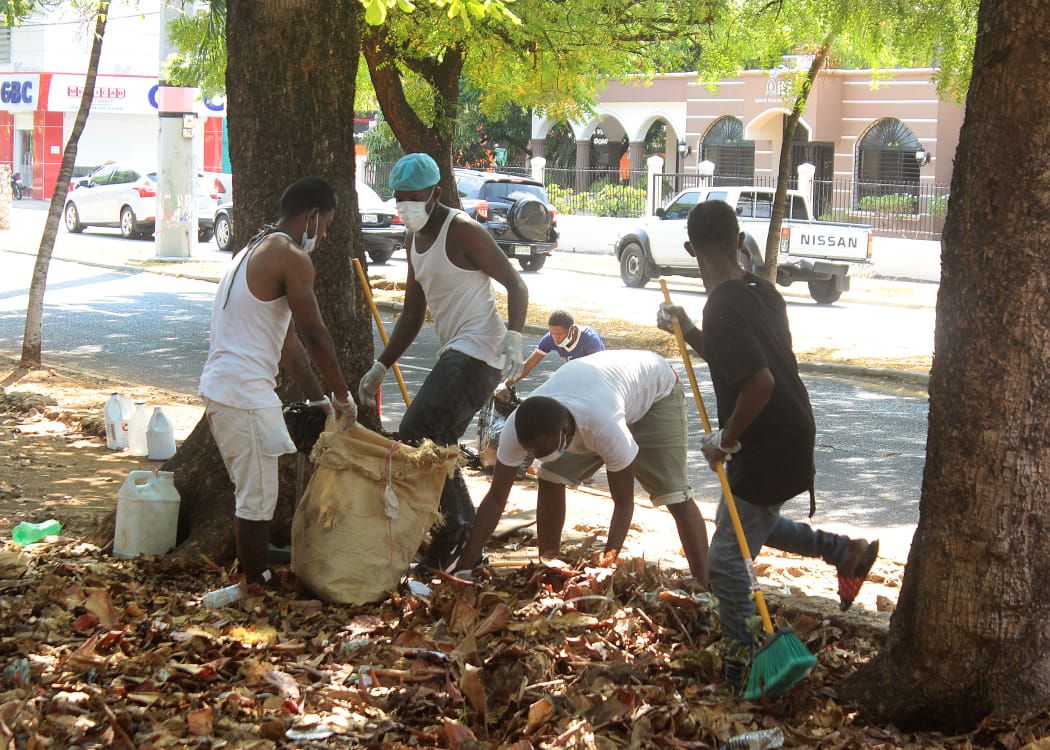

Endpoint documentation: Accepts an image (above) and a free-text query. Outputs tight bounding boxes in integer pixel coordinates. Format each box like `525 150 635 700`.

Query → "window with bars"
701 116 755 186
856 118 921 210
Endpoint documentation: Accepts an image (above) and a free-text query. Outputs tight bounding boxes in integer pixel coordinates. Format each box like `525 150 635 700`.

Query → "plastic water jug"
104 393 130 450
114 470 181 558
128 401 149 457
146 407 176 461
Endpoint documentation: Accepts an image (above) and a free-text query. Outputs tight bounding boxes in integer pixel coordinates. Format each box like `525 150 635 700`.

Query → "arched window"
856 118 921 209
701 116 755 186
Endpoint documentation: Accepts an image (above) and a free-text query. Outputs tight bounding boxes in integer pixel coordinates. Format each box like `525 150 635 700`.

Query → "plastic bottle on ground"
721 727 784 750
103 393 130 450
201 583 243 609
12 519 62 546
128 401 149 457
146 407 176 460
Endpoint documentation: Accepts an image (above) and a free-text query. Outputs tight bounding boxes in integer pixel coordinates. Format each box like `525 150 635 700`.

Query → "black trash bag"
283 401 328 455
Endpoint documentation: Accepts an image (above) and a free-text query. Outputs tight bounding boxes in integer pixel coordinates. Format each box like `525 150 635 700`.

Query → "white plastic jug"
103 393 130 450
128 401 149 457
147 407 176 461
114 470 181 558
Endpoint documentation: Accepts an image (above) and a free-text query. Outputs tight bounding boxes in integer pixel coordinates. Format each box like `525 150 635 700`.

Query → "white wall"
11 0 161 76
67 112 159 171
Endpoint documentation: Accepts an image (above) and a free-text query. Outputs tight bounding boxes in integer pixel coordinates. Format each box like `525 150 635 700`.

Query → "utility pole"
155 0 197 258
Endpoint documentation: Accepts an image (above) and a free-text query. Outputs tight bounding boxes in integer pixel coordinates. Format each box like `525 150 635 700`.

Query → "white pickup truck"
614 186 872 303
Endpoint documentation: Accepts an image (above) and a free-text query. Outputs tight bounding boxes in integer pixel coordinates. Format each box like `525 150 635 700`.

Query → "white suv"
64 161 223 241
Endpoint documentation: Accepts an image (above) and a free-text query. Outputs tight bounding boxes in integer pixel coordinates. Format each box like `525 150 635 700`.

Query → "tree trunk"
20 2 110 368
160 0 374 565
761 39 832 281
361 25 463 208
842 0 1050 730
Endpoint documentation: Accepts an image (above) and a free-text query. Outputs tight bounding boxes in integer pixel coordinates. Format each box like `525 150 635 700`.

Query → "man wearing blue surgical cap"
358 152 529 574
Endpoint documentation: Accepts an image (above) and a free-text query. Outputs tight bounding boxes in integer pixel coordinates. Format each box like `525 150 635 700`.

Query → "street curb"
374 297 930 388
3 248 930 388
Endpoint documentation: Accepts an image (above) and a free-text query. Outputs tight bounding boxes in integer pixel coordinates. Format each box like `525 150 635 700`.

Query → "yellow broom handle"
659 280 774 634
352 258 412 407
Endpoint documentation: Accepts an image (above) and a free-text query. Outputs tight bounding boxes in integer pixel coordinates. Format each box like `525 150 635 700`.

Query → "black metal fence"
362 161 949 240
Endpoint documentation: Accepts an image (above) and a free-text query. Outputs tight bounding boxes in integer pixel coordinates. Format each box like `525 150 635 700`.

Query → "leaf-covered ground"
1 365 1046 749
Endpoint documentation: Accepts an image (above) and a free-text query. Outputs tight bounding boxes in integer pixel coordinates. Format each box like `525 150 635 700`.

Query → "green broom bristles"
743 626 817 701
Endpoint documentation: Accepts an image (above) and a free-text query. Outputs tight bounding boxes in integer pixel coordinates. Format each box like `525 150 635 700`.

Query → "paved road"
0 253 926 557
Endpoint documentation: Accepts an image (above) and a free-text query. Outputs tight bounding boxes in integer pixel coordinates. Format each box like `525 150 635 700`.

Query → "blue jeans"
398 349 502 563
708 492 851 684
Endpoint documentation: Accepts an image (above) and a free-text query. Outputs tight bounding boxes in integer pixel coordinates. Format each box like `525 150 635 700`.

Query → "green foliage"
927 194 950 217
358 0 519 28
545 182 646 218
857 193 917 214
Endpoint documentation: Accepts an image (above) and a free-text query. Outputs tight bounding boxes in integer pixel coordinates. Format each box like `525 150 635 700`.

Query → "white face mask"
536 429 571 463
300 212 319 254
560 325 581 353
396 188 435 232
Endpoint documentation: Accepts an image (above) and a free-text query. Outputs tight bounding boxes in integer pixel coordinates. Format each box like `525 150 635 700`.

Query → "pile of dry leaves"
1 539 1040 750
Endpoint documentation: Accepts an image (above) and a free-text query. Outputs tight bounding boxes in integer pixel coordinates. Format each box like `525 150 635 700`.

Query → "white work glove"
498 330 524 382
657 303 695 335
358 361 388 408
331 393 358 427
305 395 335 418
494 381 511 399
699 428 741 470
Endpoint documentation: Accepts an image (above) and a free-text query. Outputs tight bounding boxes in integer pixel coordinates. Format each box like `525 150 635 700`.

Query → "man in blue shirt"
505 310 605 387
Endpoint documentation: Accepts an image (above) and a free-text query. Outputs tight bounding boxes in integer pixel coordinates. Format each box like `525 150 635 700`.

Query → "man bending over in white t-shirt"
457 349 710 586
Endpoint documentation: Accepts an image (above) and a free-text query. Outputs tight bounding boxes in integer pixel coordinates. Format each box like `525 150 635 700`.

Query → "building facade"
0 1 226 200
531 67 963 234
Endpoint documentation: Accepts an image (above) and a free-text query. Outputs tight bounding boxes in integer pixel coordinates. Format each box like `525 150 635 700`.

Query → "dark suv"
454 168 558 272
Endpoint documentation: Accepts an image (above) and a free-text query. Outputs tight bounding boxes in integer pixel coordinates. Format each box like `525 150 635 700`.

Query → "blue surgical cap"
389 153 441 191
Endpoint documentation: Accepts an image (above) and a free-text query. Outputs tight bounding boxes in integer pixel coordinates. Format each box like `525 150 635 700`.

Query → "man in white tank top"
200 176 356 590
357 153 529 573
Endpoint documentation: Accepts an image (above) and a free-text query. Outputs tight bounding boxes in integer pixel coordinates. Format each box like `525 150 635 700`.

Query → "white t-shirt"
498 350 677 472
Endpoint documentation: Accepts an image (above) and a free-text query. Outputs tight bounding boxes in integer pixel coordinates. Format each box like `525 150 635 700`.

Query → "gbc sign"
1 80 33 105
0 75 39 111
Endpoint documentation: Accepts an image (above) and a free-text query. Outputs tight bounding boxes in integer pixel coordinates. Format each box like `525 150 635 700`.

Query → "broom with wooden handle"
659 279 815 700
353 257 411 407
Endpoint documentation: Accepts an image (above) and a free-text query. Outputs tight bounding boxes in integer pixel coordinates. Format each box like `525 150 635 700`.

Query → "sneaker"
246 567 283 595
836 539 879 611
417 536 468 574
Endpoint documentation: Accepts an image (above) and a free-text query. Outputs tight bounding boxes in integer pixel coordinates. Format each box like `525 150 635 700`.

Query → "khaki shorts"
537 383 694 506
205 400 296 521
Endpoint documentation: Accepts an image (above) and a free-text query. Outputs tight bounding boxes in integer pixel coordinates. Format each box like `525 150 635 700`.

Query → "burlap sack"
291 422 460 604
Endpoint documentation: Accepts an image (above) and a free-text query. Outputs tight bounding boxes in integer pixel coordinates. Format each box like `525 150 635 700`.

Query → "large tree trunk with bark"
842 0 1050 731
162 0 374 565
361 24 463 208
20 3 109 369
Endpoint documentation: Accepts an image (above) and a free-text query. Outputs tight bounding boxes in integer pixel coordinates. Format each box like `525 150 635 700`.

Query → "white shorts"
205 399 296 521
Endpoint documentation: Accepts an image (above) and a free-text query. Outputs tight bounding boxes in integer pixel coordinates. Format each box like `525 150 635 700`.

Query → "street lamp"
915 148 931 167
677 138 692 158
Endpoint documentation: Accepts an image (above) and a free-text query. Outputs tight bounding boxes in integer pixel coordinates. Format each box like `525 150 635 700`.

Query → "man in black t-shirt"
657 200 879 688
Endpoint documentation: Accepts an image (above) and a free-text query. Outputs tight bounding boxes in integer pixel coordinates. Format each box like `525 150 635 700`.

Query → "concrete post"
646 154 664 216
796 162 816 211
530 156 546 184
155 1 197 258
697 160 715 187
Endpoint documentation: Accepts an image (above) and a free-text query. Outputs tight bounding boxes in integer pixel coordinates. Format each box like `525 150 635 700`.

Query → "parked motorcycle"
10 172 23 200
